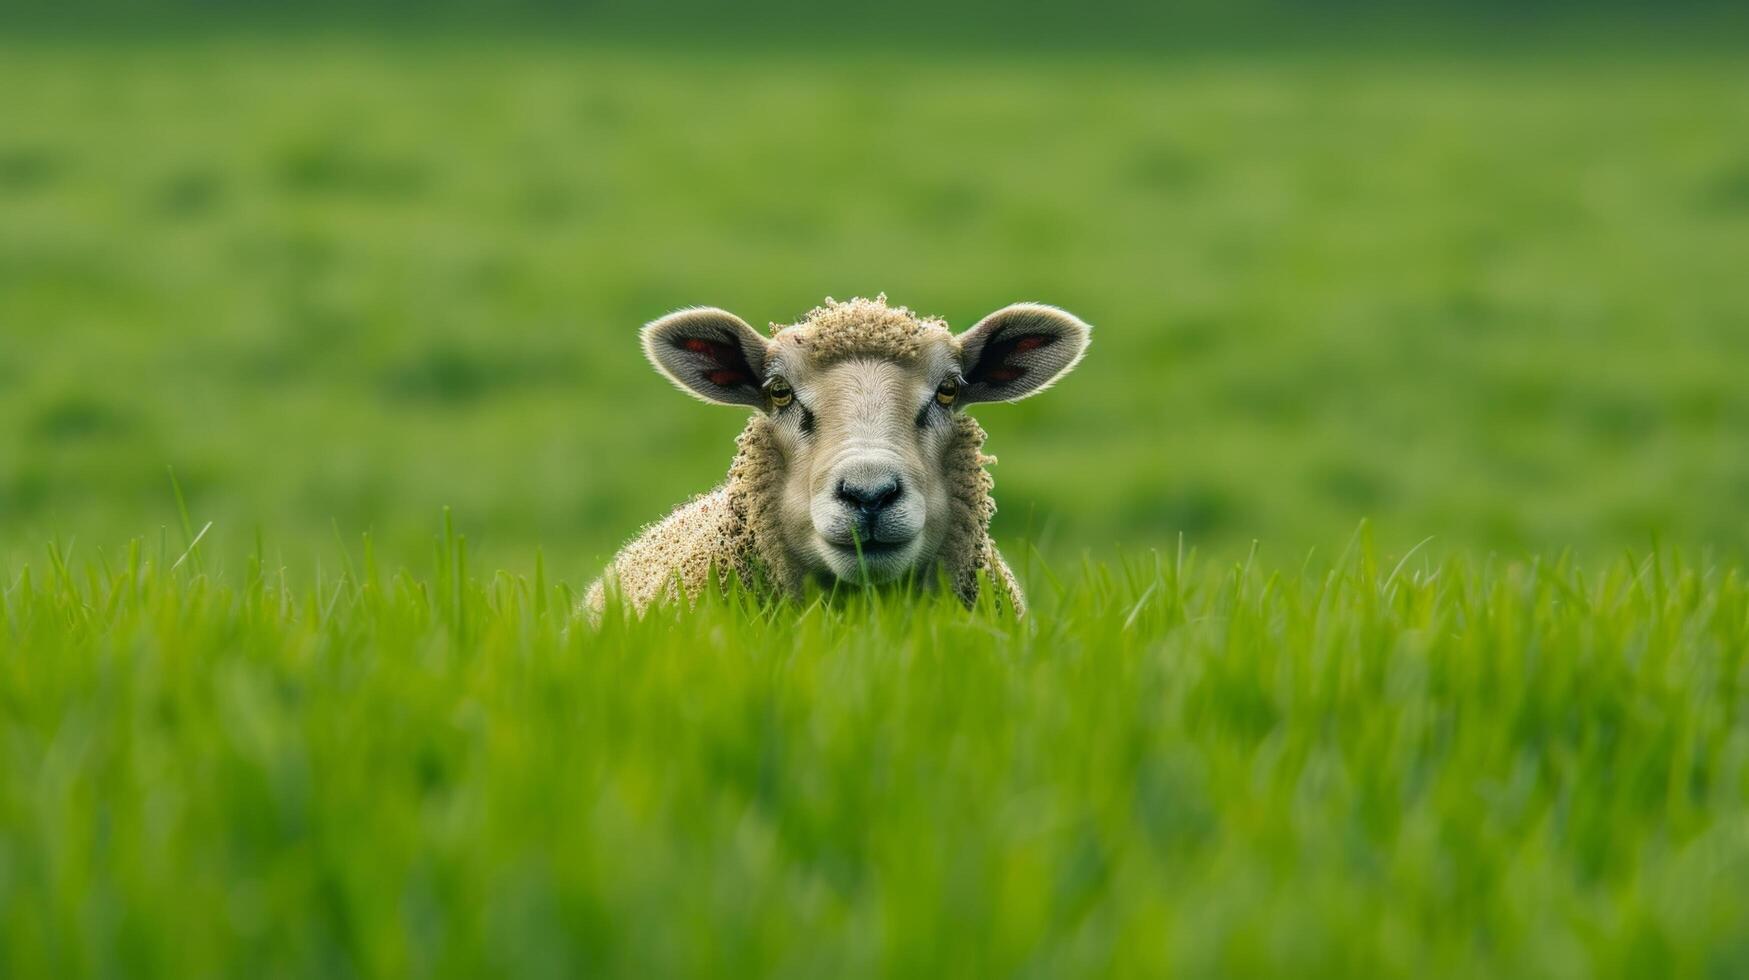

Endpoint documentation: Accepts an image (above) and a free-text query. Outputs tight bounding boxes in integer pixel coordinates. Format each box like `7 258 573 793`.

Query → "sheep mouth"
825 537 912 559
836 539 909 556
819 534 921 577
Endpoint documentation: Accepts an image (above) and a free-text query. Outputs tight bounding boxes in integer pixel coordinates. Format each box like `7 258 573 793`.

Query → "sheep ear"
642 308 772 408
956 303 1091 404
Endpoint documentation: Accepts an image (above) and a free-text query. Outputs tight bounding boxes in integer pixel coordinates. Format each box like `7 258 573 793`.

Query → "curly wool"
772 295 953 364
585 297 1027 619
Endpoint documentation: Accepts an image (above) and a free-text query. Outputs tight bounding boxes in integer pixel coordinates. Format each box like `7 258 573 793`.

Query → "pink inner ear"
973 332 1052 384
680 336 749 386
682 337 727 361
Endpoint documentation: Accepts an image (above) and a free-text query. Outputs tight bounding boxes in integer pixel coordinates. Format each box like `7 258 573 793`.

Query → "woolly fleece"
586 297 1027 618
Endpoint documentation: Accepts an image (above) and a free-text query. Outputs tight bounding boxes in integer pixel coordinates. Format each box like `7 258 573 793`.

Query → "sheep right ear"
641 308 772 408
956 303 1092 404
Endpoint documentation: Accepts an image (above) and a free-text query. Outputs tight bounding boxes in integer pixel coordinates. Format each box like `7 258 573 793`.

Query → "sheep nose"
836 476 904 517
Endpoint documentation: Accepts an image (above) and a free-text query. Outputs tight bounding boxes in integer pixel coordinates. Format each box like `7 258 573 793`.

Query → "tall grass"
4 529 1746 977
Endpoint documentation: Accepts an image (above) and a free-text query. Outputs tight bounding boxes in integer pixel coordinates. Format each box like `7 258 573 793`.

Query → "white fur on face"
763 340 962 584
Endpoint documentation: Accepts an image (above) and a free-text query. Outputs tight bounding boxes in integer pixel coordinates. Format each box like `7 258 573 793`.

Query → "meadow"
5 531 1748 977
3 37 1748 572
3 21 1749 979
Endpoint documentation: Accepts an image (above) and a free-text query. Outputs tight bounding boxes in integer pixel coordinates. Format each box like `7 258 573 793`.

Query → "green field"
4 39 1748 571
4 26 1749 978
5 534 1748 976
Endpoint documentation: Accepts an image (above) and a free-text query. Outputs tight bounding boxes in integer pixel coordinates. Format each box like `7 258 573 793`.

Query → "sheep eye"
766 378 794 408
935 377 959 407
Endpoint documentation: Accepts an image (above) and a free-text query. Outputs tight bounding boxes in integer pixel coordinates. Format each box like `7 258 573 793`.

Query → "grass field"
4 38 1748 572
4 22 1749 978
4 530 1748 977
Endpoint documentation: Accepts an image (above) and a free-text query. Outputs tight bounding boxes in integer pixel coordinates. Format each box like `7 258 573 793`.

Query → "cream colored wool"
775 295 950 364
585 297 1029 619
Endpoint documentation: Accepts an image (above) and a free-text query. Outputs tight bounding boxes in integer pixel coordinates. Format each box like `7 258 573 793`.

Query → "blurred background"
2 2 1746 577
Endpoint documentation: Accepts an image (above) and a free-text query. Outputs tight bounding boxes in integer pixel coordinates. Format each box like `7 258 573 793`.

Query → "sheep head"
642 296 1090 587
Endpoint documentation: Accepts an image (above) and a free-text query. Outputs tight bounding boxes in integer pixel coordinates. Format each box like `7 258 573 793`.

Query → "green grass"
3 39 1748 573
6 28 1749 978
4 531 1748 977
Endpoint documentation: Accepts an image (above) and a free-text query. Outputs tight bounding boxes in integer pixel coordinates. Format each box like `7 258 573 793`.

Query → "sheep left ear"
641 307 772 408
956 303 1092 404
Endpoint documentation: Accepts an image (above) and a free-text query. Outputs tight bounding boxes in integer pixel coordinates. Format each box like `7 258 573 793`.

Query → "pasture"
3 25 1749 978
3 39 1747 570
6 535 1749 976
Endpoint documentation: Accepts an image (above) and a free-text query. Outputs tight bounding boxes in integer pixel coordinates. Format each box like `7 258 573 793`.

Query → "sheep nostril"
837 477 903 516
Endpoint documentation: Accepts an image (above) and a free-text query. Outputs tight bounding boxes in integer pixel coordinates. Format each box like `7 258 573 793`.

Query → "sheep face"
766 350 959 583
642 298 1091 586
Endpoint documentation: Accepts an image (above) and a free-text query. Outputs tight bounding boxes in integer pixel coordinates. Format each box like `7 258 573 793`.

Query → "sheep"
584 295 1091 619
